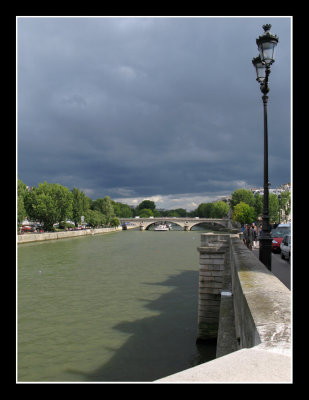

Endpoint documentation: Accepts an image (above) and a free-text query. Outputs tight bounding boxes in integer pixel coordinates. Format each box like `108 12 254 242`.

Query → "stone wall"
156 233 291 382
197 233 291 355
196 234 229 342
17 226 122 244
229 236 291 354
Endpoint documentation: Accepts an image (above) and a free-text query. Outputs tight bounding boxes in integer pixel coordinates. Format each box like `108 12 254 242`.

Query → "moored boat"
154 224 171 231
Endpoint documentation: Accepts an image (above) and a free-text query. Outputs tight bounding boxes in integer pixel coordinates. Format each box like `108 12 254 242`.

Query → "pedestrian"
242 224 248 246
251 222 258 249
246 224 254 250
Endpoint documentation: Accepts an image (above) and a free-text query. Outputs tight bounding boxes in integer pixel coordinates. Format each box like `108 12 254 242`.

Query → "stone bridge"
120 217 238 231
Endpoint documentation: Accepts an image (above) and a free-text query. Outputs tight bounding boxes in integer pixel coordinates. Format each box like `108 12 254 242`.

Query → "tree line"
17 179 290 231
230 188 291 225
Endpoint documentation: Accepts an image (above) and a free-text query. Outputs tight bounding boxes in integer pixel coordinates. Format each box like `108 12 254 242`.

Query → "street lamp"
252 24 279 271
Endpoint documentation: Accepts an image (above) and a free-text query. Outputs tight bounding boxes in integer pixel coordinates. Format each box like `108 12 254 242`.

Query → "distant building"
250 183 290 197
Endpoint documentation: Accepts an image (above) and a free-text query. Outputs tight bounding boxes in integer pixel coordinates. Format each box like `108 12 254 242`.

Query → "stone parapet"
17 226 122 244
156 233 291 383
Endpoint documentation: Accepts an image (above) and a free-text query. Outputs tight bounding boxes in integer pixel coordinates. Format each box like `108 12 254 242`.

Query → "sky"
17 16 292 211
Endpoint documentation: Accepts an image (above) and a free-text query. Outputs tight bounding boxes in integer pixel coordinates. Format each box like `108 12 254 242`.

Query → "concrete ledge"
155 346 291 383
17 226 122 244
156 234 291 383
230 237 291 354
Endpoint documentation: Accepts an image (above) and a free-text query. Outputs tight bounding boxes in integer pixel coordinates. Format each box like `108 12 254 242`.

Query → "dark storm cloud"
17 16 291 209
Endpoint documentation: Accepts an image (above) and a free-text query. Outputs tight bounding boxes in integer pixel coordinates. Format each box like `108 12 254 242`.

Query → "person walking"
251 223 258 249
246 224 254 250
243 224 249 246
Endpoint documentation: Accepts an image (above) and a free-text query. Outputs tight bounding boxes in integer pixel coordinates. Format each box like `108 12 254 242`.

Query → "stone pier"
197 234 229 342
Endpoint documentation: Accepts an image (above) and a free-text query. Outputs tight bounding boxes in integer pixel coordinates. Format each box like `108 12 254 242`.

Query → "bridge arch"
189 220 228 230
143 219 185 230
120 217 237 231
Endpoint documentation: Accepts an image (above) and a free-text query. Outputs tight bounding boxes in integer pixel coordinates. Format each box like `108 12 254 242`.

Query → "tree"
17 179 28 227
81 192 92 214
25 184 59 231
85 209 106 228
232 202 255 225
138 200 156 211
211 201 229 218
231 189 255 208
138 208 154 218
197 203 214 218
166 209 180 217
279 191 291 222
174 208 187 217
72 187 83 226
110 216 120 227
269 193 279 224
24 182 73 231
112 201 133 218
254 192 263 220
92 196 115 225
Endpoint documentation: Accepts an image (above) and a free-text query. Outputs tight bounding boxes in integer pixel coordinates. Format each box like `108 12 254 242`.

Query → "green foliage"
254 192 263 219
138 200 156 211
71 187 83 226
212 201 229 218
166 209 181 217
110 217 120 227
232 202 256 225
18 178 290 232
231 189 255 208
196 201 229 218
84 209 106 228
17 179 28 226
24 182 73 231
269 193 279 223
279 191 291 221
197 203 214 218
91 196 115 224
138 208 154 218
58 222 75 230
172 208 187 217
112 201 134 218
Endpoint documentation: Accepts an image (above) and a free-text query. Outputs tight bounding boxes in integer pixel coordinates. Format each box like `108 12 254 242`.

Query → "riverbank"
17 226 131 244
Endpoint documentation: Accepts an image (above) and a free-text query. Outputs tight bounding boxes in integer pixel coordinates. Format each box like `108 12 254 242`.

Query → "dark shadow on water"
66 270 217 382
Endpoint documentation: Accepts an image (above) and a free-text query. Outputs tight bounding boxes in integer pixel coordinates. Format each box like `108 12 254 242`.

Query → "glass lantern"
256 24 279 66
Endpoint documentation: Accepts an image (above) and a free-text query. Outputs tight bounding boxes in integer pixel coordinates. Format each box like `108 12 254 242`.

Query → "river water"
17 228 217 382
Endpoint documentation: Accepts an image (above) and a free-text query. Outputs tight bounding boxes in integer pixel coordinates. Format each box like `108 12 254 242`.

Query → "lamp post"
252 24 279 271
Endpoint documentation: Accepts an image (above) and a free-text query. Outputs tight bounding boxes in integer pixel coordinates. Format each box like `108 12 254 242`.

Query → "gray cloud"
17 16 291 209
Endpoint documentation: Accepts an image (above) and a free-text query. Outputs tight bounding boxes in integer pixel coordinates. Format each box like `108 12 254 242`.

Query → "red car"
21 226 32 232
271 227 291 253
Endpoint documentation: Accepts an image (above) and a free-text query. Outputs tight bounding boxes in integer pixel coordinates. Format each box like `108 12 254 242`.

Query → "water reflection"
66 271 216 382
18 231 218 382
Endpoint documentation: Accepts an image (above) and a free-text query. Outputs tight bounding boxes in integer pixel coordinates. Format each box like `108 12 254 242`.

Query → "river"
17 228 218 382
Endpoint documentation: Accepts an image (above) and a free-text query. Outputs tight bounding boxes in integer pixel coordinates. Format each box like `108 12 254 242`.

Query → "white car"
280 234 291 262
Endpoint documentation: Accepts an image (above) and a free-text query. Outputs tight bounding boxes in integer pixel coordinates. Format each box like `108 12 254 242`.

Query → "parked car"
277 223 291 229
21 226 32 232
280 234 291 261
271 226 291 253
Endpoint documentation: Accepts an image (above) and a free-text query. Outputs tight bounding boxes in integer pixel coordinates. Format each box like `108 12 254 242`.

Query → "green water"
17 229 216 382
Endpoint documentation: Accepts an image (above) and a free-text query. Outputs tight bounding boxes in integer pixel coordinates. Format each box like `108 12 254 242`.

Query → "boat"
154 224 171 231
